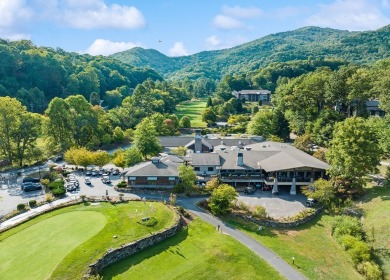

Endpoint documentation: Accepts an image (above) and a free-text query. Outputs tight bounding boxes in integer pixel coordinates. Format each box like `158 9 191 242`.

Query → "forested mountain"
0 39 162 113
111 25 390 80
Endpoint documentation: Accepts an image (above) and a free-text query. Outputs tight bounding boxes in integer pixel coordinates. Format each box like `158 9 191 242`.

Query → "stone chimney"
236 152 243 166
194 129 202 153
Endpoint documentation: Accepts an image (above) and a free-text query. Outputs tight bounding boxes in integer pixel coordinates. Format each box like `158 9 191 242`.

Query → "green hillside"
110 25 390 80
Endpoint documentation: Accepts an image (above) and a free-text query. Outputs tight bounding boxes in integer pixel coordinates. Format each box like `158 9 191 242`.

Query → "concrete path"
380 161 390 166
178 198 307 280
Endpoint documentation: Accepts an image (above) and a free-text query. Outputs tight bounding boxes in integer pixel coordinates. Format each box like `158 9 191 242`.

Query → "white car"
101 175 111 184
85 177 91 185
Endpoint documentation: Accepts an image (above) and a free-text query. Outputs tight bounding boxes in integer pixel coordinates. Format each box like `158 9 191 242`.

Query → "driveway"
237 190 307 219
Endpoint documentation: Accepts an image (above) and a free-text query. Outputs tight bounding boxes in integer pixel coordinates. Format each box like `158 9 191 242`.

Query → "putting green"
0 211 106 280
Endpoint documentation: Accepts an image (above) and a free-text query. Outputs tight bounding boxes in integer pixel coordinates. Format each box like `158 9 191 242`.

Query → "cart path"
178 198 307 280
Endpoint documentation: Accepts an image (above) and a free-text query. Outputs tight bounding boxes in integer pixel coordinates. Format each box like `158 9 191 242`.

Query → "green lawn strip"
175 100 207 127
101 218 284 280
358 186 390 279
0 211 106 280
223 214 363 280
50 202 177 279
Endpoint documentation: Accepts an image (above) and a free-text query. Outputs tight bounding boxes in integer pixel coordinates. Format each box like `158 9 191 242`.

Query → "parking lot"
237 190 307 219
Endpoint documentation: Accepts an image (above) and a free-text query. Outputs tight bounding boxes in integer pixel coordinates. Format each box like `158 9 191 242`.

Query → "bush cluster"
17 204 26 211
48 180 65 197
28 200 37 208
234 202 268 220
331 216 382 279
116 181 127 188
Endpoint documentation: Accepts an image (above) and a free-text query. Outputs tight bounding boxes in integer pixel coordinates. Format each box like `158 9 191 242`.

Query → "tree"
178 163 196 192
206 96 213 107
89 92 100 106
113 126 125 142
112 150 126 168
246 110 274 138
91 150 110 167
302 179 335 210
209 184 238 215
327 117 382 191
134 118 161 158
124 146 143 167
272 109 290 141
205 177 221 193
179 116 191 128
171 146 188 156
201 107 217 125
64 147 93 168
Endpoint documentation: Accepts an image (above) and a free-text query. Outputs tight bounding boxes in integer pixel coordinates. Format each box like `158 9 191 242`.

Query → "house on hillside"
232 89 271 103
366 100 385 117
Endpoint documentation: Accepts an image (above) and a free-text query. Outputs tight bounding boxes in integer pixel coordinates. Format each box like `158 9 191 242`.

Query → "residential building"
232 89 271 103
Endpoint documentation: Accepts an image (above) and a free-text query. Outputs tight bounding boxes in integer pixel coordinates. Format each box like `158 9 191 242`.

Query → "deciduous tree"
209 184 238 215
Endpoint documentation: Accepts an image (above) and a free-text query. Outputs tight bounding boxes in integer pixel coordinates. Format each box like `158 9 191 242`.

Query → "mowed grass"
0 211 106 280
175 100 207 127
358 186 390 279
0 202 177 280
102 218 284 280
224 214 363 280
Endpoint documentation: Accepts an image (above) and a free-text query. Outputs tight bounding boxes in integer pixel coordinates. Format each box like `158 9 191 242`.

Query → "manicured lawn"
102 218 284 280
358 186 390 279
223 214 363 280
0 202 177 280
175 100 207 127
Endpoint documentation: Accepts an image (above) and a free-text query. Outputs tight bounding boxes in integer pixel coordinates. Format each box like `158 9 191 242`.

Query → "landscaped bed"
101 218 284 280
0 201 177 280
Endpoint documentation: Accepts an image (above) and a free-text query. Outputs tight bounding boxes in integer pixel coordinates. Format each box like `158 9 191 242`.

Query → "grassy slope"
175 100 207 128
224 214 362 280
102 218 284 280
0 211 106 280
358 186 390 279
0 202 177 280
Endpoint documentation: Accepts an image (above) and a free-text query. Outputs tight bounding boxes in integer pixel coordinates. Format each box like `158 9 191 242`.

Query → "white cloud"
213 15 244 29
306 0 390 30
168 42 189 56
86 39 142 56
204 35 247 50
63 3 146 29
221 5 263 18
0 0 32 40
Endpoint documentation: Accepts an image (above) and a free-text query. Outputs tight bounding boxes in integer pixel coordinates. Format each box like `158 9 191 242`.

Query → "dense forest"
111 25 390 80
0 39 162 113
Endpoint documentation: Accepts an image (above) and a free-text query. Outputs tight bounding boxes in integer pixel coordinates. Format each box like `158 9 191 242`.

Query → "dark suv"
244 187 256 195
21 182 42 192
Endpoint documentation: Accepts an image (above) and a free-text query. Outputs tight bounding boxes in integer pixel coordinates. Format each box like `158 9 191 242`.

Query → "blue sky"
1 0 390 56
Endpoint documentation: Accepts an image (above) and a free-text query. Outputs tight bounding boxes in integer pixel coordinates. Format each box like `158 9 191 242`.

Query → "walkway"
178 198 307 280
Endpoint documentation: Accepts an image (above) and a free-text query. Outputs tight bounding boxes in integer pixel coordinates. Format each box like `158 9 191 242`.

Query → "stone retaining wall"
235 207 322 228
84 213 182 278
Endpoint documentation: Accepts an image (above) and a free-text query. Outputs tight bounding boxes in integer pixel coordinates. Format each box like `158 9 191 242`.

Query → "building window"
194 167 200 171
208 167 214 172
169 177 176 181
129 177 136 180
147 176 157 181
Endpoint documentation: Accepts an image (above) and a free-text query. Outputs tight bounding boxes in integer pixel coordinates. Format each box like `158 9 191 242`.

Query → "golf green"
0 211 106 280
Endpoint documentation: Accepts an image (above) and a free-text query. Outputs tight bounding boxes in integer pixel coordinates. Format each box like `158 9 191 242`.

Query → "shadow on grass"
101 226 189 279
358 186 390 203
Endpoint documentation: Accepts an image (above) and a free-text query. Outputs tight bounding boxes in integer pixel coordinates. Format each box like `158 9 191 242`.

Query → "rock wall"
84 213 182 278
235 208 322 228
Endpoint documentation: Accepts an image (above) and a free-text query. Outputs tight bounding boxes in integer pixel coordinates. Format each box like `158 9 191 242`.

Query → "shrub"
28 200 37 208
45 193 53 202
48 180 64 190
251 206 267 220
40 178 50 186
235 201 250 212
116 181 127 188
17 204 26 211
52 187 66 197
357 261 382 280
139 217 158 227
348 239 371 264
332 216 363 239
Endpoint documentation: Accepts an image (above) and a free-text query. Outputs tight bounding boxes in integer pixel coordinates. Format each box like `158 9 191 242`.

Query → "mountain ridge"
110 25 390 80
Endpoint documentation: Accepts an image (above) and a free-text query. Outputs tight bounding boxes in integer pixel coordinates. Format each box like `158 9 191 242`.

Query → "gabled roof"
185 138 213 149
158 136 193 147
190 153 220 166
158 136 263 149
125 155 183 177
245 142 330 172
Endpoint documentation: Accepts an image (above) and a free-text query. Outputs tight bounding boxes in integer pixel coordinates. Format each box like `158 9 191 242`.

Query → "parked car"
101 175 111 184
112 168 120 175
22 177 40 183
21 182 42 192
66 183 77 192
85 177 91 185
85 170 92 176
53 155 63 162
91 170 98 176
306 198 318 207
244 187 256 195
262 185 271 191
